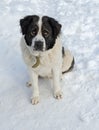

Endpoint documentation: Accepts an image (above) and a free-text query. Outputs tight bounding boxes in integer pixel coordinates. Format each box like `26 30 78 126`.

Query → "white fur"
20 36 63 104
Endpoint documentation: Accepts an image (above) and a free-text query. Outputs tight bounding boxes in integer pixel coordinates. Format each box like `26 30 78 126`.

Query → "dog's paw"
54 90 63 100
26 81 32 87
31 96 39 105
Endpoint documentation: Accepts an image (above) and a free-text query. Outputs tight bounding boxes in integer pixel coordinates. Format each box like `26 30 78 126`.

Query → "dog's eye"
31 29 36 36
43 30 49 37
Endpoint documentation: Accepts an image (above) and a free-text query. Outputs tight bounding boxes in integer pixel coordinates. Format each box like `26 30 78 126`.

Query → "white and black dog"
20 15 74 105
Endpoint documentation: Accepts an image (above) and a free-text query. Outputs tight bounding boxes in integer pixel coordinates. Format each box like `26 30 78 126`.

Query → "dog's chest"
33 55 53 77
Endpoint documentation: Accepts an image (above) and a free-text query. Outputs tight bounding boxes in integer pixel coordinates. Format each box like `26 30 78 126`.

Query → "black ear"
49 17 62 38
20 15 33 35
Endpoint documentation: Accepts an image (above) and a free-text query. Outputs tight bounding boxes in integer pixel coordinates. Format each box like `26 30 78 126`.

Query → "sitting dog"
20 15 74 105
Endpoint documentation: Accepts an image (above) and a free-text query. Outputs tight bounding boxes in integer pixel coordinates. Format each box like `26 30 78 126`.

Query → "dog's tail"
62 48 75 74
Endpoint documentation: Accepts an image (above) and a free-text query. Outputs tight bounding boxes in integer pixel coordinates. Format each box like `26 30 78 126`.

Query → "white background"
0 0 99 130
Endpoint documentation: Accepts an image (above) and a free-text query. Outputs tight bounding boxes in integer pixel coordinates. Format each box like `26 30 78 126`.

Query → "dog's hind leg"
62 49 75 74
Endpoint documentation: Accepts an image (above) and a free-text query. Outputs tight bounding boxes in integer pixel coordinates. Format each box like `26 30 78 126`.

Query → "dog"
19 15 74 105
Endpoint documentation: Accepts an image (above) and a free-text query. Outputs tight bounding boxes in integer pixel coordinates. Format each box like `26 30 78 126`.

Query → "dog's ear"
49 17 62 38
20 15 33 35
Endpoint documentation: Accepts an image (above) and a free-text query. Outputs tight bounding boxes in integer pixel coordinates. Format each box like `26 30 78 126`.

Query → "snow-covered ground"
0 0 99 130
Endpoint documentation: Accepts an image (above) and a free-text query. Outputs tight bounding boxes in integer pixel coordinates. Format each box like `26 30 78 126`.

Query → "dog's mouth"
32 45 46 52
28 46 46 56
32 47 46 52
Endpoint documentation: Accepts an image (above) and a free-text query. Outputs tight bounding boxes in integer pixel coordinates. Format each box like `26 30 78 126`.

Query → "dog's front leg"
30 70 39 105
53 68 63 99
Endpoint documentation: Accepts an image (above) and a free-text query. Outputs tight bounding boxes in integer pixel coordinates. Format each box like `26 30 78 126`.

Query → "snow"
0 0 99 130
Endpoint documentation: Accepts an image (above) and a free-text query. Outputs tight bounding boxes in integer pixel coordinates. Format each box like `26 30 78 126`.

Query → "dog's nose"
34 41 43 51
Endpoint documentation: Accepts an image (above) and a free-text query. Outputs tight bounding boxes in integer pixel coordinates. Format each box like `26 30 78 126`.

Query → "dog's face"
20 15 61 53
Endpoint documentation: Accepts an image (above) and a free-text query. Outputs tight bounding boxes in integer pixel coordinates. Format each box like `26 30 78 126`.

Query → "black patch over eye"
43 29 49 37
30 26 38 36
31 28 37 36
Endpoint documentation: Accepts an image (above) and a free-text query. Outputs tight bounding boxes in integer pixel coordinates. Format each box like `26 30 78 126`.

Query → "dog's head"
20 15 61 53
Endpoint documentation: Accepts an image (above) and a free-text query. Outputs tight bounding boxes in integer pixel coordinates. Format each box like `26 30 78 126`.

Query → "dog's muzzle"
34 41 43 51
